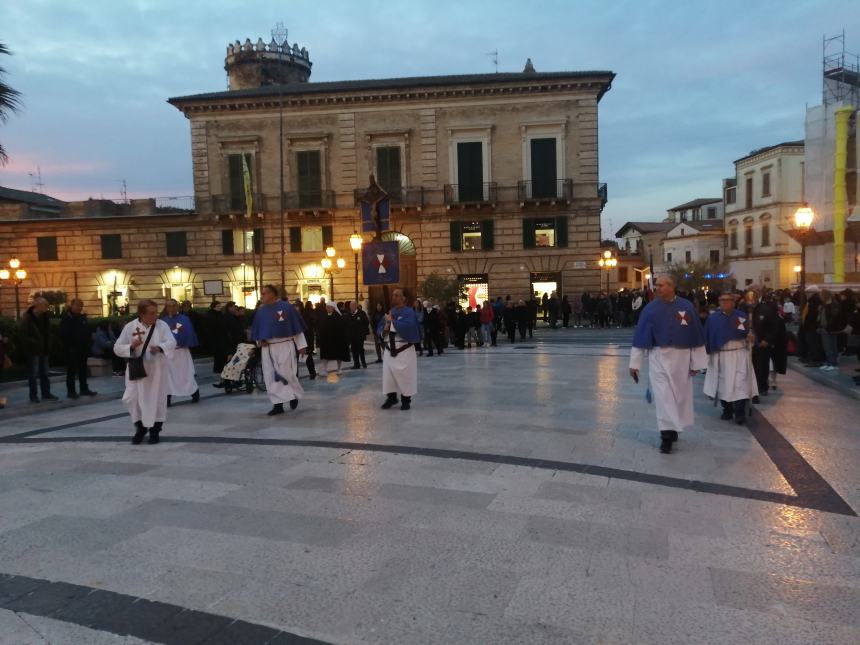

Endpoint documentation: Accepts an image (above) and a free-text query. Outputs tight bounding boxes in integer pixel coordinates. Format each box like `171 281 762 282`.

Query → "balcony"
444 182 498 208
353 186 425 209
517 179 573 205
282 190 336 212
209 193 266 216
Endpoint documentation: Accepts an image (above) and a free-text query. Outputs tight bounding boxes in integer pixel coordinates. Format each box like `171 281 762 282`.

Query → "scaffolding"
823 31 860 107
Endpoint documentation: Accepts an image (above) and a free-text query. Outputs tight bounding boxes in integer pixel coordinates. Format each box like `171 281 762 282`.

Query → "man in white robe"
379 289 422 411
703 292 758 425
250 285 307 416
115 299 176 444
162 299 200 406
629 276 708 454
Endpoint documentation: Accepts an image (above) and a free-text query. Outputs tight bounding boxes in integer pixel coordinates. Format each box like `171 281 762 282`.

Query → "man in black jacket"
348 301 370 369
747 291 784 396
21 297 58 403
59 298 98 399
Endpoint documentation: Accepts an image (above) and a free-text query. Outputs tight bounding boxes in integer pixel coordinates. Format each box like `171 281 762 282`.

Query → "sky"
0 0 855 238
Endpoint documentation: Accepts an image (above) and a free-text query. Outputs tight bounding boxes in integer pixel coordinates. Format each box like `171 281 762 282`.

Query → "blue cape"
703 308 749 354
162 313 198 348
632 297 705 349
251 301 306 341
377 305 422 343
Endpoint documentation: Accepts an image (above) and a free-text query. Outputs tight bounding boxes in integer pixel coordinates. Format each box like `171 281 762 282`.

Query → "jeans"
28 355 52 400
481 323 493 345
822 332 839 367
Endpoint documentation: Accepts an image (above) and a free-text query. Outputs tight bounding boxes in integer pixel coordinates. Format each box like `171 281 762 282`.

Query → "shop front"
458 273 489 310
530 271 562 300
96 269 132 316
226 264 259 309
160 266 196 304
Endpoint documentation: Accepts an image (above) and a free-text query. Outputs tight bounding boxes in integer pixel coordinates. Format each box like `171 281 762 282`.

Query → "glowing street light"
793 205 815 310
1 258 27 318
349 232 363 301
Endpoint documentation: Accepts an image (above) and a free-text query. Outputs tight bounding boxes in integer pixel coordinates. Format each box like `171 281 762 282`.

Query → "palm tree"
0 42 23 166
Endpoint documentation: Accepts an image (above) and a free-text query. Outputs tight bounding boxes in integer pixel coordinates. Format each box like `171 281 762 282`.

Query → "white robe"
166 346 198 396
261 334 306 405
382 324 417 397
115 319 176 428
703 339 758 403
630 345 708 433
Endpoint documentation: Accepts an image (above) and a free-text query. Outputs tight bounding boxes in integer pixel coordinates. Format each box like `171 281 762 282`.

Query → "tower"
224 35 312 90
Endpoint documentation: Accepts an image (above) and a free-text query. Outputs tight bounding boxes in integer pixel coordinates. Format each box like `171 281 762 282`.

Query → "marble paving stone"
0 608 152 645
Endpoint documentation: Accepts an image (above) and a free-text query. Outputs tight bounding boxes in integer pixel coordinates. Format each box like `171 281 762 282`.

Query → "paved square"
0 329 858 644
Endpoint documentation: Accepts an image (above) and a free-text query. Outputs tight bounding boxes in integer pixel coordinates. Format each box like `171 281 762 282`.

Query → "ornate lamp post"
0 258 27 319
349 232 363 302
793 205 814 312
320 246 346 301
597 250 617 292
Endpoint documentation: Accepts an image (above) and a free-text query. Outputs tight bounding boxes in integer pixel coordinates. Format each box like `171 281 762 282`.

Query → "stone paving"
0 328 858 644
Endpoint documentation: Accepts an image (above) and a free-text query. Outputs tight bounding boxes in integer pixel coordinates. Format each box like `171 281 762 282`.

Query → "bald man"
629 276 707 454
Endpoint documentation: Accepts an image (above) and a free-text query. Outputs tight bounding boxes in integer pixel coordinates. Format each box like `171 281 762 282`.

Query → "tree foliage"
0 42 23 166
419 272 464 303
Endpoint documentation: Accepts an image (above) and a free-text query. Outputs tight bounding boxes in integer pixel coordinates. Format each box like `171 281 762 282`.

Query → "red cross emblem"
171 322 183 335
372 253 388 275
132 327 146 342
736 316 747 331
676 310 689 326
275 309 285 322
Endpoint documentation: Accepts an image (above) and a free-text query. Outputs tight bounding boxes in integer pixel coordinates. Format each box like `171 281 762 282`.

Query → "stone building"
0 34 614 316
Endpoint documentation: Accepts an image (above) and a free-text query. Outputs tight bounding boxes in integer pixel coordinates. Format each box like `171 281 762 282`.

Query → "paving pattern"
0 328 858 644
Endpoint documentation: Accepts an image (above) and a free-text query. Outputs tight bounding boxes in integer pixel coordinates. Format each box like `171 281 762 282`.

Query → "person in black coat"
297 300 317 379
319 301 351 374
746 291 785 396
59 298 97 399
422 302 443 356
348 301 370 369
502 301 517 343
515 300 530 340
21 297 58 403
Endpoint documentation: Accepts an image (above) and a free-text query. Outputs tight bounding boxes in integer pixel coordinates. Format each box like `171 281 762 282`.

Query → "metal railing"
154 196 195 212
283 190 336 210
517 179 573 203
352 186 425 208
444 182 498 205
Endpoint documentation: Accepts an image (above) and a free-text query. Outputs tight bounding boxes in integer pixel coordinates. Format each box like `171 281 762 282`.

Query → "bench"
87 356 112 377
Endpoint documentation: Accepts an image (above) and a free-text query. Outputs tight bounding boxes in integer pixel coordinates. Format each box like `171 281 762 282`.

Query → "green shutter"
289 227 302 252
253 228 264 253
376 147 402 194
530 138 557 198
228 154 245 211
481 220 494 251
450 221 462 251
522 219 536 249
36 237 58 261
322 225 334 247
221 230 234 255
457 142 483 202
555 216 568 248
297 150 322 207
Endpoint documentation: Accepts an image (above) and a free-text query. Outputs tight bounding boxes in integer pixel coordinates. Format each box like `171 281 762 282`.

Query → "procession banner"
362 241 400 285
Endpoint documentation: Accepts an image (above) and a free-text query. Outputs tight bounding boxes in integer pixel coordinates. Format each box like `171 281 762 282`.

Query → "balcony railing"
283 190 336 211
444 182 498 206
517 179 573 203
210 193 266 216
353 186 425 208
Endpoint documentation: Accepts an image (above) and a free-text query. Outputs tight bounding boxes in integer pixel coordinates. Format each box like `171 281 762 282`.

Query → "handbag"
127 323 156 381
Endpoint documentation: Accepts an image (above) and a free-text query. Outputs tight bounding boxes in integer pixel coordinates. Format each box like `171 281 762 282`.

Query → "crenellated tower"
224 36 312 90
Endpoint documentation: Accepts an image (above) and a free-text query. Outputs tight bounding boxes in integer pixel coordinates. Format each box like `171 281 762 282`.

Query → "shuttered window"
530 138 557 199
166 231 188 257
101 234 122 260
457 142 483 202
289 227 302 252
228 153 252 212
222 230 234 255
322 225 334 248
36 236 58 261
252 228 264 254
450 221 462 252
376 146 402 194
297 150 322 208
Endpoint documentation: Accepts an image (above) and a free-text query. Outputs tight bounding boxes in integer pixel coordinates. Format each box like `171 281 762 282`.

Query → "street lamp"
349 232 363 302
320 248 346 301
793 205 815 312
1 258 27 318
598 250 617 292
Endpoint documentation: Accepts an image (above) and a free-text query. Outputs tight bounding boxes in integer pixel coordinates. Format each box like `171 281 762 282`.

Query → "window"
297 150 322 208
289 225 332 252
530 137 557 199
761 221 771 247
707 207 717 219
166 231 188 257
710 249 720 264
726 186 736 204
745 177 753 209
457 141 484 202
666 252 673 264
522 217 568 248
450 220 494 251
729 229 738 250
221 230 234 255
227 152 254 212
744 225 753 250
762 171 771 197
101 234 122 260
376 146 402 195
36 236 57 261
685 250 692 263
618 266 629 283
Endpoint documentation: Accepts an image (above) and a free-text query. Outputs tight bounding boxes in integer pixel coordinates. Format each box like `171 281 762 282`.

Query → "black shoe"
82 390 98 397
29 397 40 403
166 395 172 408
309 373 317 380
352 364 361 369
148 422 162 444
381 393 398 409
68 392 80 400
212 382 225 389
734 417 746 425
659 431 674 454
289 398 298 410
752 396 760 404
400 396 411 410
375 359 383 364
191 390 200 403
267 403 285 416
720 409 733 421
362 364 367 368
43 394 59 401
132 421 146 445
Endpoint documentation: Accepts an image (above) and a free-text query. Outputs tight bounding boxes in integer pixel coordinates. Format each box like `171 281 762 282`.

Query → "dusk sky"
0 0 854 237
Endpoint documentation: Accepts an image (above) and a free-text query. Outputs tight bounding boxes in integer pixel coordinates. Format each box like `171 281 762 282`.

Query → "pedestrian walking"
379 289 422 410
349 301 370 369
59 298 98 399
818 289 846 371
319 300 350 374
162 298 200 406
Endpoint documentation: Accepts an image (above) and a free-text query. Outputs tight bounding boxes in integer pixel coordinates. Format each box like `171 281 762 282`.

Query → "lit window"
462 222 482 250
534 220 557 247
301 226 323 252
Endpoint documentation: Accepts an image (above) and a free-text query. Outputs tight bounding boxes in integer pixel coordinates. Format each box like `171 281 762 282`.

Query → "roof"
614 221 674 237
0 186 66 209
666 220 724 236
667 198 722 211
735 140 805 165
168 70 616 104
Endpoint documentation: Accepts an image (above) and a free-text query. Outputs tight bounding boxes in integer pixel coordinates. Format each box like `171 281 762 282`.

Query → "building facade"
661 220 724 271
724 141 805 289
0 37 614 316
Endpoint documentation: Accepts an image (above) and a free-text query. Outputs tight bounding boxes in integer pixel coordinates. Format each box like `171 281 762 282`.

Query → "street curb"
786 359 860 401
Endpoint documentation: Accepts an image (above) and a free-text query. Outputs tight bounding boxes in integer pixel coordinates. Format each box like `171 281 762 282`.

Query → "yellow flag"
241 154 253 218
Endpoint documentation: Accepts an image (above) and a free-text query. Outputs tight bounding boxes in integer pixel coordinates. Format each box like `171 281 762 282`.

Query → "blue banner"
362 241 400 285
